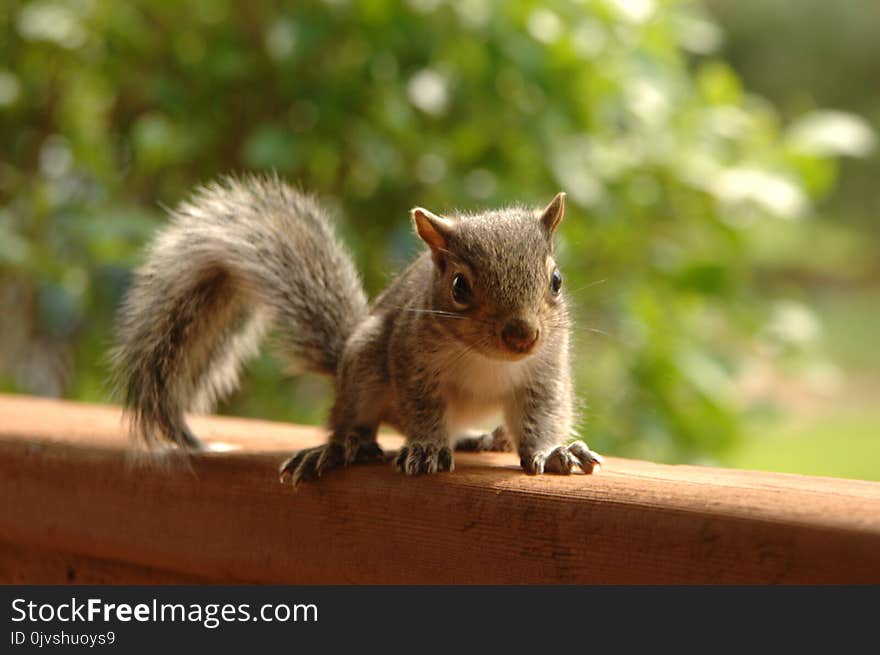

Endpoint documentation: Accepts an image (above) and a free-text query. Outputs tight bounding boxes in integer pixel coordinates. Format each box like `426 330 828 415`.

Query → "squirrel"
111 174 602 483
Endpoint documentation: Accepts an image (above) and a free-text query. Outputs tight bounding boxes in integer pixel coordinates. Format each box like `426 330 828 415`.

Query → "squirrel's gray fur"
112 174 602 481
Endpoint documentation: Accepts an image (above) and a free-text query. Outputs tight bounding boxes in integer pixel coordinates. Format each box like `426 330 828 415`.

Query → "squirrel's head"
411 192 568 361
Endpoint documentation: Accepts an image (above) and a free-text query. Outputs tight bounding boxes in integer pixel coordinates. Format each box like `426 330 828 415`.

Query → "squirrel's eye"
551 268 563 295
451 274 472 305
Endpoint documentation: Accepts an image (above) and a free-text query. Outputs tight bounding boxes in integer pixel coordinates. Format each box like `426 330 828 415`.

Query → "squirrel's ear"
537 192 566 235
411 207 455 255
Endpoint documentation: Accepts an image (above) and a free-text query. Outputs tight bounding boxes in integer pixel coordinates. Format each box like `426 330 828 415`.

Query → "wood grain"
1 393 879 584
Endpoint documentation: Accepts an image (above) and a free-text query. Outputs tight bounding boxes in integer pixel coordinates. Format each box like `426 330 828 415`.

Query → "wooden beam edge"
1 393 879 584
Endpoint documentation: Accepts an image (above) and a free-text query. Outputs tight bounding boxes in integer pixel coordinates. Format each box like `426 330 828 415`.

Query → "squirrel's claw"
520 441 603 476
395 443 454 476
279 444 339 485
567 440 603 474
280 440 386 486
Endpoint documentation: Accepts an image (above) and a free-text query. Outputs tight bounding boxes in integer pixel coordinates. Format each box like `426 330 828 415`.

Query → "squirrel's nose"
501 318 539 354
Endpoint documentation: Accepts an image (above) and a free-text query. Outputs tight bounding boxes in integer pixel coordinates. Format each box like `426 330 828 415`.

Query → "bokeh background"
1 0 877 479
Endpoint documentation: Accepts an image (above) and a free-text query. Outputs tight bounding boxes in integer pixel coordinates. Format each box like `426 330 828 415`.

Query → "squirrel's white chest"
442 351 529 405
439 353 530 436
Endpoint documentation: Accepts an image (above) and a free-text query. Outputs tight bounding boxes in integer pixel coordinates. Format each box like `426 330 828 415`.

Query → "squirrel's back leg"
280 335 388 485
453 426 513 452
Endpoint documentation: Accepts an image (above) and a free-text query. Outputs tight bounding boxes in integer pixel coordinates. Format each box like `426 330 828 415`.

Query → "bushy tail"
111 175 368 449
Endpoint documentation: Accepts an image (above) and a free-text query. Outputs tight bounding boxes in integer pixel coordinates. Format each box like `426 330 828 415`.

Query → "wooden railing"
1 393 879 584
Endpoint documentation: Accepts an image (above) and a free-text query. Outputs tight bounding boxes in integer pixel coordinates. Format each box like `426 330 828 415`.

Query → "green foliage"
708 0 880 231
0 0 866 462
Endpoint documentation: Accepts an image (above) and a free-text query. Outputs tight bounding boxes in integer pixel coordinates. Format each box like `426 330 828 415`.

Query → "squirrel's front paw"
520 441 603 475
395 443 454 476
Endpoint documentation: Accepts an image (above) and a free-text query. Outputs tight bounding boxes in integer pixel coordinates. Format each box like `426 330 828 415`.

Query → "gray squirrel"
111 174 602 483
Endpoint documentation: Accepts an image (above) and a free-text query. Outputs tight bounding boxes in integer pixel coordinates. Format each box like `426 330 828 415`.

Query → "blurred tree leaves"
0 0 872 462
